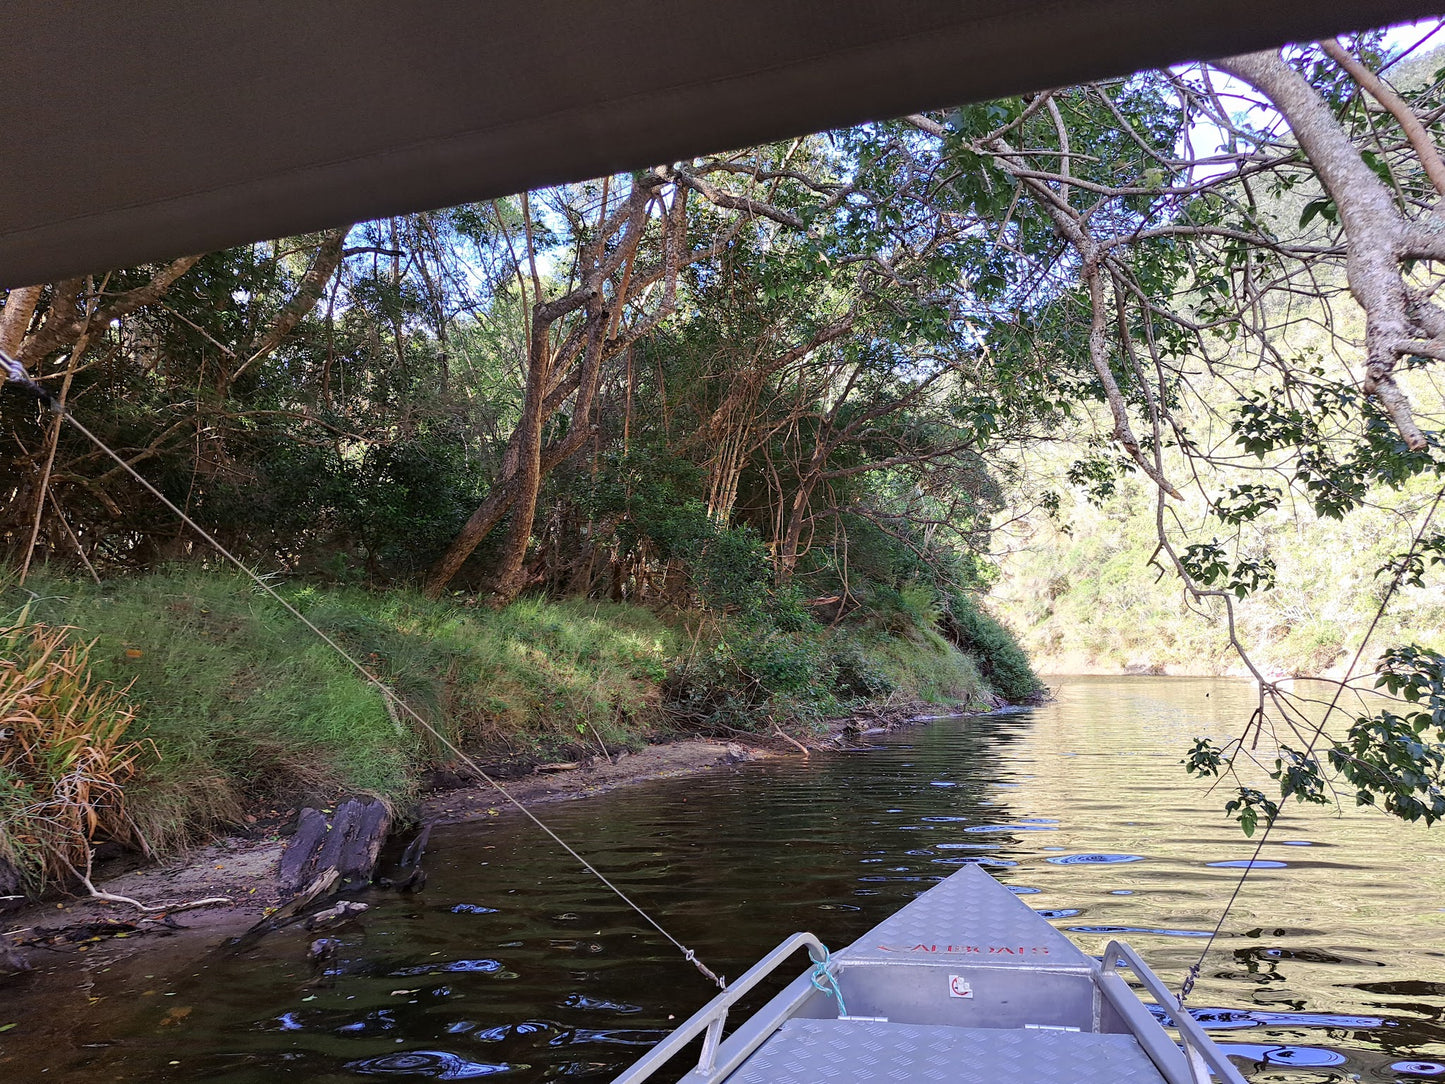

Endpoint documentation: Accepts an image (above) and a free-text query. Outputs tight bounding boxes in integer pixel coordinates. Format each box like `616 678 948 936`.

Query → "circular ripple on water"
1146 1006 1260 1030
392 958 508 977
562 994 641 1014
1045 853 1146 865
1250 1011 1381 1028
1188 1009 1260 1030
345 1050 516 1078
1391 1061 1445 1076
1207 859 1288 869
1223 1043 1346 1067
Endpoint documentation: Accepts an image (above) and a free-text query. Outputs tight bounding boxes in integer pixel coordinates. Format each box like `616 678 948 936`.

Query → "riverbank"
2 567 1034 915
1029 652 1354 680
1 736 762 968
0 699 984 979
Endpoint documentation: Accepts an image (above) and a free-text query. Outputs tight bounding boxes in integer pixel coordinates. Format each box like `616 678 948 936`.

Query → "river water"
3 675 1444 1081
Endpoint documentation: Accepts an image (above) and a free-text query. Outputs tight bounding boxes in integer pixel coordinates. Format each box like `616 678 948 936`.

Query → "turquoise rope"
809 946 848 1018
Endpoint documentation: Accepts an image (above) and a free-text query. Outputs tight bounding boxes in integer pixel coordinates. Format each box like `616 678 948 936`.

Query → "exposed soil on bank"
2 703 968 979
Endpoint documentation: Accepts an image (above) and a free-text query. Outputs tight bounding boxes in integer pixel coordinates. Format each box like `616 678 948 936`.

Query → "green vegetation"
994 470 1445 678
4 569 678 852
0 566 1022 888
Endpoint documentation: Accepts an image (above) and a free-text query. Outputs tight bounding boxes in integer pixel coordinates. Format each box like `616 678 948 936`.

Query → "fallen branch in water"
773 724 811 759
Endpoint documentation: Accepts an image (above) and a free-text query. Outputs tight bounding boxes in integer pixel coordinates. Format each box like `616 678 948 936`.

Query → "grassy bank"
1 567 1031 892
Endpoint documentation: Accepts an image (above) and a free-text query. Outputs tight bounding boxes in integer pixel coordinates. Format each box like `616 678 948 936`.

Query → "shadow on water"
3 676 1444 1081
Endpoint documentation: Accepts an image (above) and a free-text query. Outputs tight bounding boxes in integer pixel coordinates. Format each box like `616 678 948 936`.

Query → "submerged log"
304 899 369 931
376 821 433 893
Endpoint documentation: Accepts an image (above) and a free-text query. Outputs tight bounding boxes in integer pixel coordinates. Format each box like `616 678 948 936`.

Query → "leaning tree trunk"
424 175 674 599
488 305 562 603
1216 49 1431 450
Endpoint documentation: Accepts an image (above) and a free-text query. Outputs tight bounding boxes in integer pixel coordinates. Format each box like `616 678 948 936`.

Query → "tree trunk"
233 227 350 379
488 303 560 603
1216 49 1427 450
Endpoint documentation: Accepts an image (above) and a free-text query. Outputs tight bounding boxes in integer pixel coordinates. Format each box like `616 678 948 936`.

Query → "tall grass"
0 612 147 890
3 569 682 861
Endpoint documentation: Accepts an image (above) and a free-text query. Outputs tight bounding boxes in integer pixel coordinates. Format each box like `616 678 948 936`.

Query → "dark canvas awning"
0 2 1436 287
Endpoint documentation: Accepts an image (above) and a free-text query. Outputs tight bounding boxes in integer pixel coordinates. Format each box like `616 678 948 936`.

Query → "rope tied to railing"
808 945 848 1017
1 350 58 409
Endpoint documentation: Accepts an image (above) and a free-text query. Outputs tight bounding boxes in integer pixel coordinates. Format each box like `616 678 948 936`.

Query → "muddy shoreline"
1 702 988 980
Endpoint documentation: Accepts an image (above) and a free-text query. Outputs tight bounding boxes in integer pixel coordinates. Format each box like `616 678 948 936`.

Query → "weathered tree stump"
232 798 392 948
278 797 391 896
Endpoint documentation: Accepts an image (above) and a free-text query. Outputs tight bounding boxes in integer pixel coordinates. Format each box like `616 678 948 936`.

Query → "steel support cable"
1179 484 1445 1004
1 353 726 992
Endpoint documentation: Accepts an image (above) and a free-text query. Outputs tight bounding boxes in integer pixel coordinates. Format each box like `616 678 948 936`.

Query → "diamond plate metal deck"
838 864 1094 970
725 1019 1169 1083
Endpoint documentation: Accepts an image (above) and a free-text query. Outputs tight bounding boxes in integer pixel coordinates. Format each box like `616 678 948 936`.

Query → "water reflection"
345 1051 520 1078
3 676 1443 1081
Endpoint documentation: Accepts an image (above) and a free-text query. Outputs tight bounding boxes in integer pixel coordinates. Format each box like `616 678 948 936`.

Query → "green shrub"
827 640 897 700
664 621 836 731
944 592 1043 701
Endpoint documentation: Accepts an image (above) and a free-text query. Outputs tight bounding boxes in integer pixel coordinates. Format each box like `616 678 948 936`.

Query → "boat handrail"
1102 939 1249 1084
610 931 830 1083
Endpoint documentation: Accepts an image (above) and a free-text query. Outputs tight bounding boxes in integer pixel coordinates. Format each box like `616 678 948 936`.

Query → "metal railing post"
1103 940 1249 1084
610 932 832 1084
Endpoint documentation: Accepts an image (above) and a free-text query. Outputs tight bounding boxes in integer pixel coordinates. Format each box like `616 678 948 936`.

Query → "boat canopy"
0 1 1436 287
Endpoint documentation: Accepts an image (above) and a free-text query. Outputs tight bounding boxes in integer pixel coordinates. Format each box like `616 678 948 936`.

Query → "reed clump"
0 610 148 891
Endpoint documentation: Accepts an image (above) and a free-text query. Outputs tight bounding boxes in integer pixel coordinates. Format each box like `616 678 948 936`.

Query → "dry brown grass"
0 609 148 891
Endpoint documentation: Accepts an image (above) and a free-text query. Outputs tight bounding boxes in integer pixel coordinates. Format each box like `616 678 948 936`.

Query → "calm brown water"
3 675 1444 1082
